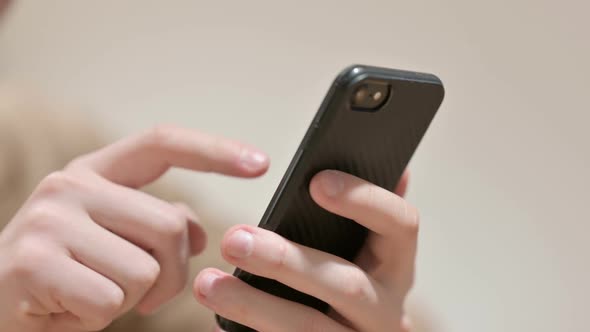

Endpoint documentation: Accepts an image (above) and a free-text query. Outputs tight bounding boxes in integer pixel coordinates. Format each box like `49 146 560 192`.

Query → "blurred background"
0 1 588 331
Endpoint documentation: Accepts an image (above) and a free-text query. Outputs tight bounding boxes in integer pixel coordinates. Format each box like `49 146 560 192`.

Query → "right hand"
0 126 269 332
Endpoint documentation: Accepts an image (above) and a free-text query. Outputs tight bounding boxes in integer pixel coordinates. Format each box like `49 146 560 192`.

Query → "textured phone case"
217 65 445 331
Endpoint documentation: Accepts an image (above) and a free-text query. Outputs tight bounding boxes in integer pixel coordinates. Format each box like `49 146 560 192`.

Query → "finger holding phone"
0 65 444 332
200 65 444 332
197 169 416 332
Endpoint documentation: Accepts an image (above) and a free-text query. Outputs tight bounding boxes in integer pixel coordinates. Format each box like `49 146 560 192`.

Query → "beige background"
1 1 589 331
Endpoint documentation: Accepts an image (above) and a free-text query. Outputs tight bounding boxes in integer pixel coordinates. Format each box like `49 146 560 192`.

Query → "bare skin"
0 125 417 332
0 126 269 331
196 169 415 332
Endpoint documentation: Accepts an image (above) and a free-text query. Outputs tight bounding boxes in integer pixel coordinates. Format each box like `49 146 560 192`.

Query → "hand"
194 170 416 332
0 126 270 332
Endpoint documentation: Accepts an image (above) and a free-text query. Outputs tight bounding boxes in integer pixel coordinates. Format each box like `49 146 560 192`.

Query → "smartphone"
217 65 445 331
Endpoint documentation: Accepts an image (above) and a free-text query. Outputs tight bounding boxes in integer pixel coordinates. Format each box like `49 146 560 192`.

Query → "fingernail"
240 148 268 171
199 272 220 298
226 229 254 259
319 170 344 197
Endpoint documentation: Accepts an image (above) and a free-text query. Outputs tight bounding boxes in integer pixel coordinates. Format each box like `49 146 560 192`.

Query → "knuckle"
35 171 79 196
11 237 52 279
211 135 238 157
130 258 161 291
387 198 420 237
64 155 89 171
23 201 66 233
402 203 420 236
160 207 187 241
93 287 124 326
339 267 372 303
25 200 60 222
364 183 379 206
268 239 289 272
144 124 177 149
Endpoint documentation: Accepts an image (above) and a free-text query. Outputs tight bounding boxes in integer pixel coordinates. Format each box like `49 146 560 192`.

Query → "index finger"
309 170 419 236
67 125 270 187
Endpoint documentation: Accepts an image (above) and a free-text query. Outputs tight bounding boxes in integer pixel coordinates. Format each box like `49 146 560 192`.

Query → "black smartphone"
217 65 445 331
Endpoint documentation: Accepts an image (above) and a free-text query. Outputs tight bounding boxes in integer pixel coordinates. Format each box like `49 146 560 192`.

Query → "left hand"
194 169 417 332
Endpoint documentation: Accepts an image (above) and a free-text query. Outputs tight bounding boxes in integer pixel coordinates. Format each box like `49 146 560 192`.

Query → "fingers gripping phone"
217 65 445 331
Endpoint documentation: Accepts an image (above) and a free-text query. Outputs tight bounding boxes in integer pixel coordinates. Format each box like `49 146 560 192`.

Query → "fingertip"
189 227 207 256
221 226 255 261
221 224 255 253
222 224 257 244
193 268 226 300
172 202 208 256
309 170 346 205
238 147 270 177
308 174 323 205
188 219 207 256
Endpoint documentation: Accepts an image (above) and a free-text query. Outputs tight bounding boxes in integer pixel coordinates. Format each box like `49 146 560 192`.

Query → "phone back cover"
218 65 445 331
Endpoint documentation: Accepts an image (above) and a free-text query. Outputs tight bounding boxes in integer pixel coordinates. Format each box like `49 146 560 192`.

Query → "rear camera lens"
354 86 369 104
351 82 390 111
